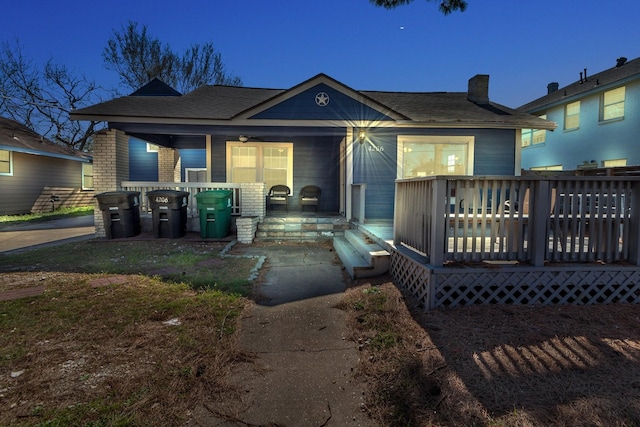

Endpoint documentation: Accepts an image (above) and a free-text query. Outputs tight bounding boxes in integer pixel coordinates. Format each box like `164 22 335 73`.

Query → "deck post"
530 180 551 267
429 178 447 267
628 181 640 265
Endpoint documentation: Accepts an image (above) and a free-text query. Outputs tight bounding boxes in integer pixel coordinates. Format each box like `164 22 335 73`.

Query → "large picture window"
397 135 474 178
0 149 12 175
226 141 293 190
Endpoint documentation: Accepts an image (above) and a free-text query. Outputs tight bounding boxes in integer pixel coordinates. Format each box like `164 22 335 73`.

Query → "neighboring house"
0 117 93 215
519 56 640 172
71 74 554 222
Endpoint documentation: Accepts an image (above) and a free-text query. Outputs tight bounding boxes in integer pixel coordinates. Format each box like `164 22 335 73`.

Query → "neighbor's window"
601 86 625 121
397 135 475 178
146 143 159 152
0 149 12 175
603 158 627 167
226 141 293 191
521 118 547 147
564 101 580 130
82 163 93 190
531 165 563 171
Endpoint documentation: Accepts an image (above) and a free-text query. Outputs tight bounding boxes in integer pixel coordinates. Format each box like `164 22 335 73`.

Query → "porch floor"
353 220 394 249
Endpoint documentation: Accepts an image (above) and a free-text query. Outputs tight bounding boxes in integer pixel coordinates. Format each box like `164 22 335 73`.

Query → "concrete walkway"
0 215 95 254
192 243 375 426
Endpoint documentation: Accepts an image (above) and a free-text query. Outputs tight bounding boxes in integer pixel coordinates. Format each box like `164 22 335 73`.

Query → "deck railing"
121 181 242 217
394 176 640 267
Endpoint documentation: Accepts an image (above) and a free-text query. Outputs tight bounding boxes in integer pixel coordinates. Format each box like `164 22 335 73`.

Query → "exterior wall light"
358 130 366 144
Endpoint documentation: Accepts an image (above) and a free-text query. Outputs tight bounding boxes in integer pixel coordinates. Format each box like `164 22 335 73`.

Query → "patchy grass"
0 238 260 425
0 207 94 228
0 273 248 426
340 276 640 426
0 240 256 295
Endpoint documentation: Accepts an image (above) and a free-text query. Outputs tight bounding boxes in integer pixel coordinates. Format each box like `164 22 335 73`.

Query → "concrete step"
334 230 390 279
255 215 350 242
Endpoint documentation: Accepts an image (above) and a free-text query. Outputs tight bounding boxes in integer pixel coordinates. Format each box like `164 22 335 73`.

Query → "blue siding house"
519 56 640 172
72 74 553 220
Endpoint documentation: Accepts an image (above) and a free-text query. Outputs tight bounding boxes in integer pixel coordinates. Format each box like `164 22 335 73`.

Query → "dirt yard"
341 275 640 426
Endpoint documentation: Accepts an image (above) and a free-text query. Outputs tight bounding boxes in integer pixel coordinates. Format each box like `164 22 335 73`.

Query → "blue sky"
3 0 639 108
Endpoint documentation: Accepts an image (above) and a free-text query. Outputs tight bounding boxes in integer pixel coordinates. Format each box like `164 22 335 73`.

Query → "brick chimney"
467 74 490 104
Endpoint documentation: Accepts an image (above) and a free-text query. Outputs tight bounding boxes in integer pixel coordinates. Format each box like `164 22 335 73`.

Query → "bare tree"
103 22 241 94
0 40 102 151
370 0 468 14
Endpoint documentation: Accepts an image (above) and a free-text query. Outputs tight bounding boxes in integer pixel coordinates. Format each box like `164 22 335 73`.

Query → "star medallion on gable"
315 92 330 107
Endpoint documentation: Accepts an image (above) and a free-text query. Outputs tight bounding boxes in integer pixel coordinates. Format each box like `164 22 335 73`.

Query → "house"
71 73 554 228
0 117 93 215
519 56 640 172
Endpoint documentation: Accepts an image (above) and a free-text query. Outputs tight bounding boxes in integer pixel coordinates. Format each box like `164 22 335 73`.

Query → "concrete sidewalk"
192 242 375 426
0 215 95 254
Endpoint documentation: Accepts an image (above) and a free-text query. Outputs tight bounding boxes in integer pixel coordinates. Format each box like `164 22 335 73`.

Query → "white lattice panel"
391 247 640 310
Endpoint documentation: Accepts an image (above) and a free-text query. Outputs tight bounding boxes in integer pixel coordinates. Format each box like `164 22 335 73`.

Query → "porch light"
358 130 366 144
239 135 249 143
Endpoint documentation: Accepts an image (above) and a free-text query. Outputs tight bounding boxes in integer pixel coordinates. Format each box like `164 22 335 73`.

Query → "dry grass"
340 275 640 426
0 239 260 426
0 272 252 426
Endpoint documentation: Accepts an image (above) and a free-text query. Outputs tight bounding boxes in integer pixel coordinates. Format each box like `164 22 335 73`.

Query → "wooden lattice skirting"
390 248 640 310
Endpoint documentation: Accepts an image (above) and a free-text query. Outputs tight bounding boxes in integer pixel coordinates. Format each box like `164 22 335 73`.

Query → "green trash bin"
195 190 233 238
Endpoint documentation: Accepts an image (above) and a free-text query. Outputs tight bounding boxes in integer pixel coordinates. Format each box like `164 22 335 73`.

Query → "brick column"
236 216 260 244
92 129 129 237
158 147 179 182
240 182 266 220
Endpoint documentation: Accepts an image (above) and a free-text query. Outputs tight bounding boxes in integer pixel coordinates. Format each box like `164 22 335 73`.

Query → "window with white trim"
82 163 93 190
226 141 293 190
0 149 12 175
601 86 625 121
186 168 207 182
564 101 580 130
397 135 474 178
146 143 159 152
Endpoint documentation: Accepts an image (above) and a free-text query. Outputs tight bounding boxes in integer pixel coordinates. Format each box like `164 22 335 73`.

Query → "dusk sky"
3 0 639 108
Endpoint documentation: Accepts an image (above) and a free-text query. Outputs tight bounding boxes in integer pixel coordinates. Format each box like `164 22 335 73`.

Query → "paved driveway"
0 215 95 253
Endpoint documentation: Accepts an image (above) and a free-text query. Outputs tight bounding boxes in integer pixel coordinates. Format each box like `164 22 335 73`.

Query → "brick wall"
92 129 129 237
158 147 179 182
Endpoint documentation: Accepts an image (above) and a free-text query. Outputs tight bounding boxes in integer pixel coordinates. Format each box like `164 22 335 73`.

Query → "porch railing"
394 176 640 267
121 181 242 217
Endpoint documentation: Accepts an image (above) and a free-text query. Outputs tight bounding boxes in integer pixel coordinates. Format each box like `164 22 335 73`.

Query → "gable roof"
0 117 91 162
519 56 640 113
71 73 555 130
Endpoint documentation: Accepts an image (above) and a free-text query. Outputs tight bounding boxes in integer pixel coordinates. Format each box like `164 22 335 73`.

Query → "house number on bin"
155 196 169 203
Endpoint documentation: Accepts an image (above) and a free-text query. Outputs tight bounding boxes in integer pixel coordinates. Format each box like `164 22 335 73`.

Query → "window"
0 149 12 175
603 158 627 167
564 101 580 130
397 135 474 178
530 165 562 171
226 141 293 190
186 168 207 182
601 86 625 121
146 143 159 152
82 163 93 190
521 115 547 147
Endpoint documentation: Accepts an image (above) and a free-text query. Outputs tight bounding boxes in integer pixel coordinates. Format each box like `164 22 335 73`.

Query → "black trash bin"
146 190 190 238
95 191 141 239
195 190 233 238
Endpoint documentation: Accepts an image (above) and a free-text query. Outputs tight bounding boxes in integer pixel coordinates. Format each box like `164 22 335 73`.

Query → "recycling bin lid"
146 190 190 197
